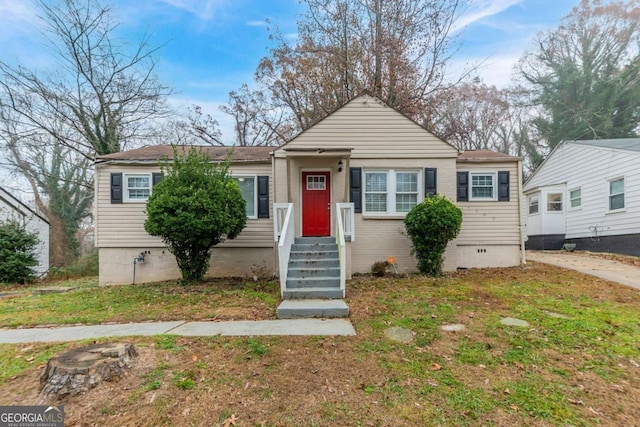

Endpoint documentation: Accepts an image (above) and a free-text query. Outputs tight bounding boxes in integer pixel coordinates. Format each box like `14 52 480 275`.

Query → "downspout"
518 159 526 265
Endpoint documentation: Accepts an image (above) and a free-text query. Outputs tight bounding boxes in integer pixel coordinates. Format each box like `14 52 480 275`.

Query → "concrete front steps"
277 237 349 319
277 299 349 319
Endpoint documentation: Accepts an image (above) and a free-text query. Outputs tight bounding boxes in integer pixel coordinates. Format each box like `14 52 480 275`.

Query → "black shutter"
152 172 164 186
425 168 437 198
349 167 362 213
110 173 123 204
257 176 269 218
498 171 510 201
457 171 469 202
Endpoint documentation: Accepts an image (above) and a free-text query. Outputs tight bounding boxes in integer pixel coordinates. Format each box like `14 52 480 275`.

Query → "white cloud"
156 0 225 21
0 0 40 41
246 20 267 27
453 0 522 32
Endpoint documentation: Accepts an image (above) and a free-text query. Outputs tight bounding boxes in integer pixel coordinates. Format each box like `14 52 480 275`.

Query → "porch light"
337 160 344 172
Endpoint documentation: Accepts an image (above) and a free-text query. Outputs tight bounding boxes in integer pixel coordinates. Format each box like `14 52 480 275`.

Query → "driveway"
527 251 640 290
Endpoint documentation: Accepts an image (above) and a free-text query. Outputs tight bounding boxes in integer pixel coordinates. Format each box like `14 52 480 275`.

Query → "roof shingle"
96 145 273 162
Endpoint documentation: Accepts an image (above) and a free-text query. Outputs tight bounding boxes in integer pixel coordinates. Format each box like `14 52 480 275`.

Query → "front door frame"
300 168 332 237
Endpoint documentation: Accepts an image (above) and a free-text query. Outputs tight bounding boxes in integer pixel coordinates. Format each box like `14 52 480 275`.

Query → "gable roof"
525 137 640 186
0 186 49 224
274 93 459 153
95 145 273 163
569 138 640 152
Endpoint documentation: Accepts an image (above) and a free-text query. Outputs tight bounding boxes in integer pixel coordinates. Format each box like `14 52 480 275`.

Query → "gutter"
518 159 526 265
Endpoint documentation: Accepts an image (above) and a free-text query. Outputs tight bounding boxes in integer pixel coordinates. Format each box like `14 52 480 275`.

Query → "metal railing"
274 203 294 296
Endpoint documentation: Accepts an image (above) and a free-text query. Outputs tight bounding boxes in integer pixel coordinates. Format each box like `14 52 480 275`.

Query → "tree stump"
39 343 137 400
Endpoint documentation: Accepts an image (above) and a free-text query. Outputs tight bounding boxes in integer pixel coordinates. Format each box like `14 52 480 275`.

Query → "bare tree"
0 0 172 266
219 84 293 146
245 0 466 135
0 0 172 159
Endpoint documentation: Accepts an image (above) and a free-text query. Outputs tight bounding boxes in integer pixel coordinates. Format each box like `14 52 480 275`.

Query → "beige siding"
96 162 274 249
456 162 522 246
274 95 459 159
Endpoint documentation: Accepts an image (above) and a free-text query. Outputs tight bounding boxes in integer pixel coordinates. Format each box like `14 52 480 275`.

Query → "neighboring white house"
0 186 50 275
95 94 525 285
523 138 640 255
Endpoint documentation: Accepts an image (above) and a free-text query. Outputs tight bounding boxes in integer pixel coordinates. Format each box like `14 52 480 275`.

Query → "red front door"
302 172 331 236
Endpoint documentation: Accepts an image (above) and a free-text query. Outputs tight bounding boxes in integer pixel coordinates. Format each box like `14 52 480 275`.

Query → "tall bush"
404 195 462 276
0 220 39 284
144 147 247 283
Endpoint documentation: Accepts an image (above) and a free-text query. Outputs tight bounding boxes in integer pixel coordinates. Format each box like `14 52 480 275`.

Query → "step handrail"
335 203 354 298
275 203 294 297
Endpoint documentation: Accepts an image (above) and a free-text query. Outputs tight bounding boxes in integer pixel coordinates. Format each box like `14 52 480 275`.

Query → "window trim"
546 192 563 213
231 174 258 220
363 169 422 216
469 171 497 201
569 187 582 210
528 195 539 215
608 177 625 212
124 173 151 203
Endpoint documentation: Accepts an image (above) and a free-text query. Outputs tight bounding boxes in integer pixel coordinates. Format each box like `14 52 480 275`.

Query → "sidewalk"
0 319 357 344
527 251 640 290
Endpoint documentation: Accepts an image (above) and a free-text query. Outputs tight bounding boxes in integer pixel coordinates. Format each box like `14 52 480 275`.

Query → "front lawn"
0 263 638 426
0 278 279 327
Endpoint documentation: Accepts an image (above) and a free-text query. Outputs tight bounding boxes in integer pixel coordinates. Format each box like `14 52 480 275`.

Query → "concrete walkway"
527 251 640 290
0 319 357 344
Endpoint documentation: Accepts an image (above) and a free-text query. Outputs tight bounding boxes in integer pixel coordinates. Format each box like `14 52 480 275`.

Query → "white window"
569 188 581 209
232 176 257 218
609 177 625 211
306 175 326 190
125 174 151 202
395 172 419 213
528 196 539 214
364 172 388 213
547 193 563 211
364 170 421 215
470 172 497 201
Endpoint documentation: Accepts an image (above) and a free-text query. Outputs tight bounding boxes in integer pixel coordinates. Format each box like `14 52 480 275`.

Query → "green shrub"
144 147 247 284
0 220 39 284
404 195 462 276
47 250 98 280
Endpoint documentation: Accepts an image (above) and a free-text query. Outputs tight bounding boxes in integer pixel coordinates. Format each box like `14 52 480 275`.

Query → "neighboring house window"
232 176 257 218
470 172 496 201
528 196 539 214
125 174 151 202
547 193 563 211
609 177 625 211
364 170 420 215
569 188 581 209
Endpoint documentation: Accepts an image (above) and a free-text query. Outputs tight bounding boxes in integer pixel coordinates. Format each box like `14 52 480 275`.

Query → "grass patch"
1 264 639 426
0 277 279 327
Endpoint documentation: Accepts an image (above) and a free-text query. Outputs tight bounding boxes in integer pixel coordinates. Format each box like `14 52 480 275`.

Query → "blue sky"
0 0 580 145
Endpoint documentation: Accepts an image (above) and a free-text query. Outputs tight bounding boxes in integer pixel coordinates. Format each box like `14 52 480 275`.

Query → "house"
523 138 640 255
0 186 50 275
94 94 524 287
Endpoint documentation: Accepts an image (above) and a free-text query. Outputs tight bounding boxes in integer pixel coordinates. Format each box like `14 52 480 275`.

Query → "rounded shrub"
404 195 462 276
